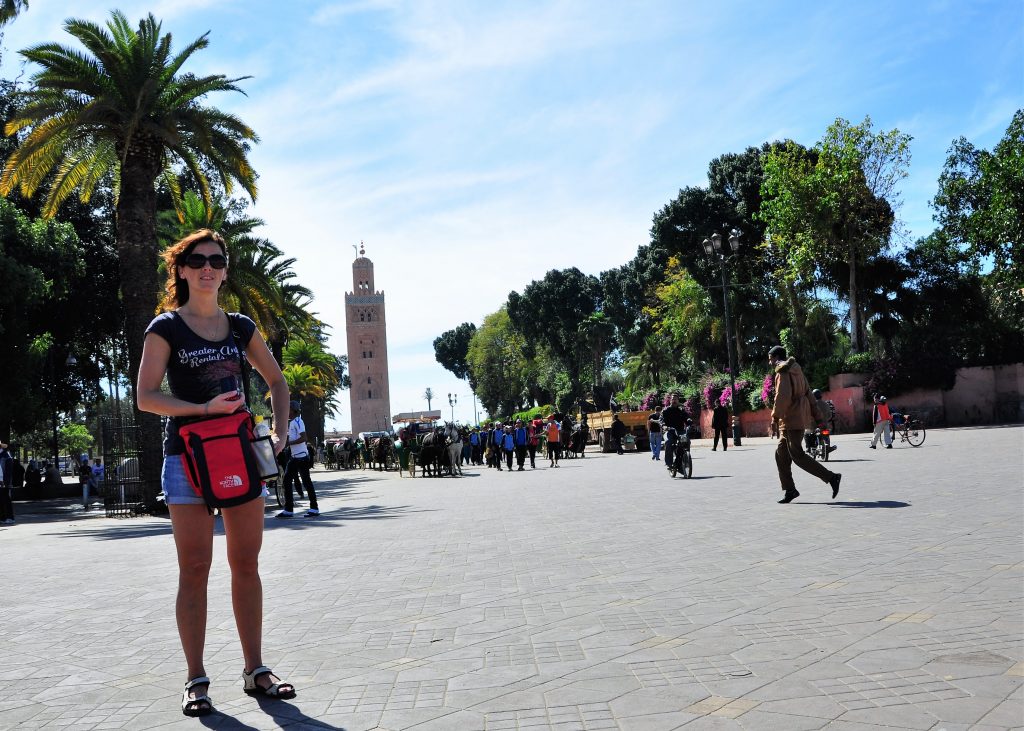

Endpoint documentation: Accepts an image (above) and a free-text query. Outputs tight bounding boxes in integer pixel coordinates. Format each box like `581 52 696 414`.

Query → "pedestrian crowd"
469 415 564 470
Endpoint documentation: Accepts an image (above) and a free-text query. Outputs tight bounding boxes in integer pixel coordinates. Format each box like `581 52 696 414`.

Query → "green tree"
624 144 793 367
506 268 600 406
760 117 911 352
886 232 1024 390
1 11 258 504
466 309 530 417
282 337 343 446
647 255 722 365
0 0 28 26
433 322 477 381
59 423 93 457
577 312 615 388
933 110 1024 324
0 198 111 443
158 190 315 360
622 335 676 393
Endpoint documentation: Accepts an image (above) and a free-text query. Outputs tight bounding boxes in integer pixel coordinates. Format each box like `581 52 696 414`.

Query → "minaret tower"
345 243 392 434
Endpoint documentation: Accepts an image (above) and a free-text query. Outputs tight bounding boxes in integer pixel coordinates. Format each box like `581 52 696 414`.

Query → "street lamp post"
702 229 742 446
447 393 457 423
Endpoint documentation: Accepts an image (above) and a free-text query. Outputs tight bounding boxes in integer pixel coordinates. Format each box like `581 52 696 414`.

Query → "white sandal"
181 676 213 716
242 666 296 699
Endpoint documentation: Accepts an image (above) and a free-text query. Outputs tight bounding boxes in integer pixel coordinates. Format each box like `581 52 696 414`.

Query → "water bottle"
252 416 279 481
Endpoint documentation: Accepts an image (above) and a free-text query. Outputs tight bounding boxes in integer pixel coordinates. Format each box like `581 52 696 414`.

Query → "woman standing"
137 230 296 716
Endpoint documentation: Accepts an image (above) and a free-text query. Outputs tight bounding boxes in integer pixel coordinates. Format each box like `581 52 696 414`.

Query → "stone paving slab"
0 426 1022 730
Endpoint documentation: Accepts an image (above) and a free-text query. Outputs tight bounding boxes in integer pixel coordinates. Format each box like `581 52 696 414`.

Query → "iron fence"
100 416 150 518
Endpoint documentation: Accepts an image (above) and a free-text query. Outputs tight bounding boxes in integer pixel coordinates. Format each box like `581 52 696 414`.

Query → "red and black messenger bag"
178 409 263 509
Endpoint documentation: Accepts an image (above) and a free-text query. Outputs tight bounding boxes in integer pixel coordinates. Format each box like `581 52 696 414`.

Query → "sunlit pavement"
1 426 1022 730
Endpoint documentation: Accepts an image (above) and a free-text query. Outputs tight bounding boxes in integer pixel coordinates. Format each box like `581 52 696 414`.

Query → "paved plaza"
1 426 1022 730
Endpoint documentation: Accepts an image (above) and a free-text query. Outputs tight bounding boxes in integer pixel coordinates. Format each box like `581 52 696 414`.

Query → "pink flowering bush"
639 392 660 411
760 373 774 406
719 379 749 407
702 383 718 409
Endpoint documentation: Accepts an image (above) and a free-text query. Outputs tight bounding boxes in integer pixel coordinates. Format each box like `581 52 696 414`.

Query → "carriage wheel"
385 452 395 471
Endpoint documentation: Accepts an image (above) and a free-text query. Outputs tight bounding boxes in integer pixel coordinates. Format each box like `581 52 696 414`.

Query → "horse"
418 429 445 477
442 422 463 476
367 436 394 471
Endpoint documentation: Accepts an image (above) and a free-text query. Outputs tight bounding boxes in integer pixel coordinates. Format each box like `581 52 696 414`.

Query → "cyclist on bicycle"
811 389 837 454
660 394 688 471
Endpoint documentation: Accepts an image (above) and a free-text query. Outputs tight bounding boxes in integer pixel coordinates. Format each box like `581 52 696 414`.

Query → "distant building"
345 243 392 434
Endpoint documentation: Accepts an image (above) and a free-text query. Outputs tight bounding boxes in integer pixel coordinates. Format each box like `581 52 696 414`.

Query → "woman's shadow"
201 698 346 730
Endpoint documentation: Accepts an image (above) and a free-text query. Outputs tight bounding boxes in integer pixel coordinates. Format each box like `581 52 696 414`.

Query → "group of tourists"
473 416 565 470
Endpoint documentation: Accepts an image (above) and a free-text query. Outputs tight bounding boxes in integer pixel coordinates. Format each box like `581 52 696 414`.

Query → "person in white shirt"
277 401 319 518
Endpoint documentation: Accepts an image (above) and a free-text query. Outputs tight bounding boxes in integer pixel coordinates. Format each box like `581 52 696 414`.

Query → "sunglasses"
183 253 228 270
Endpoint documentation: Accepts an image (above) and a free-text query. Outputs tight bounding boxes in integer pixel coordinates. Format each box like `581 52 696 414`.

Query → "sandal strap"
243 666 272 681
184 676 211 690
242 666 294 696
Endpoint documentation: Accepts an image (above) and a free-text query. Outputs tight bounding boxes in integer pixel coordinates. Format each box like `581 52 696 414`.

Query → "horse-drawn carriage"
323 437 361 470
398 421 464 477
359 431 397 472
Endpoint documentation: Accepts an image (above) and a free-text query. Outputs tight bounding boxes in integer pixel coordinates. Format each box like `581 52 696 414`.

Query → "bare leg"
221 497 288 692
169 504 215 701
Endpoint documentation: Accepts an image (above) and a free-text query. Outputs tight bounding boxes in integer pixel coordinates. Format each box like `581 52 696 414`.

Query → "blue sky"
2 1 1021 430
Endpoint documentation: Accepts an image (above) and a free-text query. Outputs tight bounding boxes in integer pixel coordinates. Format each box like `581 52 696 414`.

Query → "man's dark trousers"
713 425 729 451
284 455 318 512
776 429 834 493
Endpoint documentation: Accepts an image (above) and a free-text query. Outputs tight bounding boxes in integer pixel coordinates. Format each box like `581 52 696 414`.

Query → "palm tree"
1 11 258 505
283 339 341 447
623 335 674 392
158 191 315 354
0 0 28 26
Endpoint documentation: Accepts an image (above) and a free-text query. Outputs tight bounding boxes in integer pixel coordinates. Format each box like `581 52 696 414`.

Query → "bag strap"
227 314 253 406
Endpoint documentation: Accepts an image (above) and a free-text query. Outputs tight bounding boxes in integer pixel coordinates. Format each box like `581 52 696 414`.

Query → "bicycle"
268 478 284 507
805 427 831 462
891 413 926 447
663 427 693 479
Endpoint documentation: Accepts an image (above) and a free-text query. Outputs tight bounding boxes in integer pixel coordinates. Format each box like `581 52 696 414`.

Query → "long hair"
159 229 228 311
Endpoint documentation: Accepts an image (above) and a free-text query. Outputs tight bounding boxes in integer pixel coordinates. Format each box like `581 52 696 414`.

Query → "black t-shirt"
648 413 662 432
661 405 686 430
145 311 256 456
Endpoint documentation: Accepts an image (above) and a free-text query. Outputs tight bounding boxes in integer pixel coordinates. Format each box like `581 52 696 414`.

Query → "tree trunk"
735 312 745 370
848 244 861 352
117 153 163 509
301 393 322 449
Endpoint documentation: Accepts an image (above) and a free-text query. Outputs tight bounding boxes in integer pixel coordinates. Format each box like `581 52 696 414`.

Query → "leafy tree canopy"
760 117 911 351
933 109 1024 324
506 268 600 398
433 322 477 382
466 309 530 418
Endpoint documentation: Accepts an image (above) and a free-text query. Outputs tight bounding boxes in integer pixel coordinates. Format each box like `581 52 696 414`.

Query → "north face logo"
219 474 244 490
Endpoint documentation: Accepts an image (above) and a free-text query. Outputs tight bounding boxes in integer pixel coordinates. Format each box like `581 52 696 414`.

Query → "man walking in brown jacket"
769 346 842 504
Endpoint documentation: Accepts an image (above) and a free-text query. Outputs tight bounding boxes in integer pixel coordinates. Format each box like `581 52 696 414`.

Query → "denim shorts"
161 455 268 505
